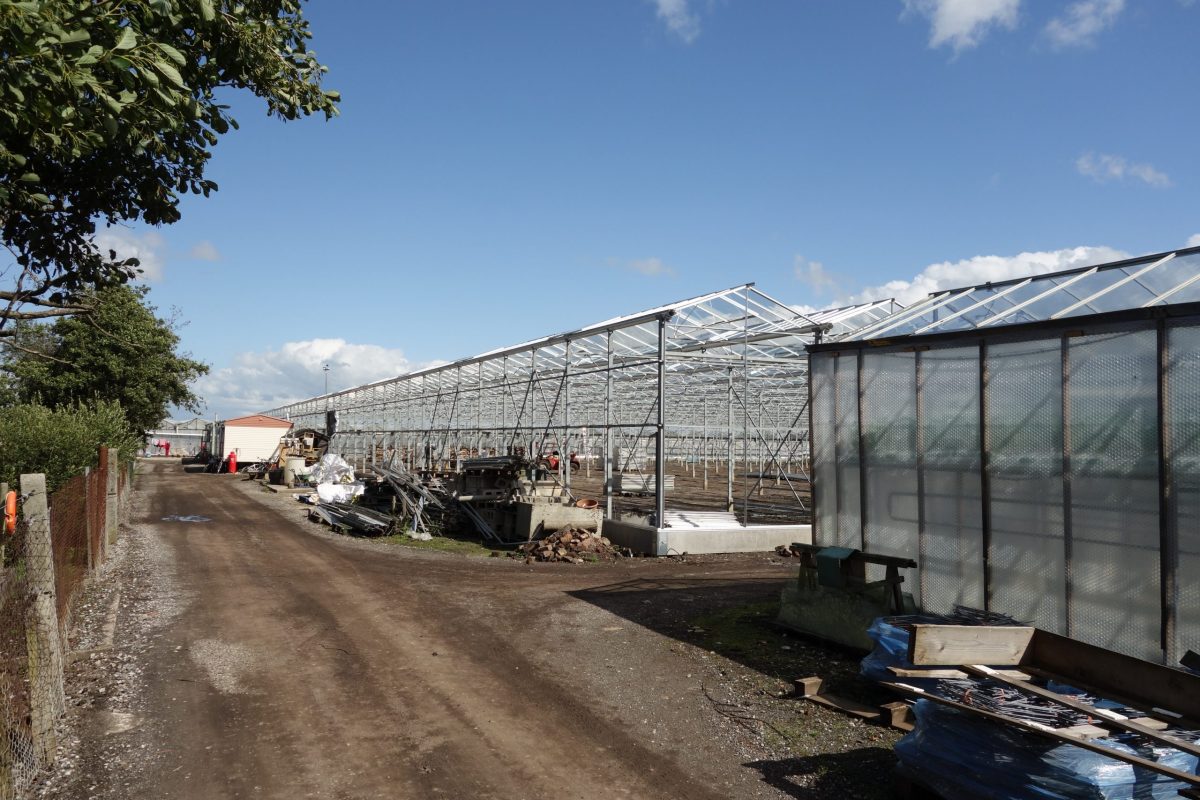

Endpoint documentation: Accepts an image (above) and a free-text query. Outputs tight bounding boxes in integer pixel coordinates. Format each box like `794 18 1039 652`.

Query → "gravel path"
29 460 899 799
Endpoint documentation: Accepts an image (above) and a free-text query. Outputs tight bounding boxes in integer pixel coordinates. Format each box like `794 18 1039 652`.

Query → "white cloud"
902 0 1021 52
794 255 838 295
1076 152 1171 188
187 240 221 261
1187 234 1200 248
852 245 1128 306
94 228 167 281
193 339 446 417
1045 0 1124 47
626 257 677 277
650 0 701 43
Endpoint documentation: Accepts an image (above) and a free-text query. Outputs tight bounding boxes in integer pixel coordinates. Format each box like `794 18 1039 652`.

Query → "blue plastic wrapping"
859 615 944 683
895 701 1198 800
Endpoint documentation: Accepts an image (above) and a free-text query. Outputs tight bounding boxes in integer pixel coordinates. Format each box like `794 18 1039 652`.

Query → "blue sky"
109 0 1199 418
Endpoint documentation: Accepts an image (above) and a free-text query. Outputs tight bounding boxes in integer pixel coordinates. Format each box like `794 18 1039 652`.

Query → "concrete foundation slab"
603 518 811 556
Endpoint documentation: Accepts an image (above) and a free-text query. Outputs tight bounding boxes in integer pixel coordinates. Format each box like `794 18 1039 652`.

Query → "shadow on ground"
744 747 898 799
568 576 881 700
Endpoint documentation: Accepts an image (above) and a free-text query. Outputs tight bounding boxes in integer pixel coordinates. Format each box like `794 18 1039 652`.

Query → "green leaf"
19 172 40 182
9 85 24 102
114 26 137 51
30 193 51 204
157 43 186 66
110 55 132 70
60 29 90 44
99 92 123 114
198 0 215 21
153 59 184 88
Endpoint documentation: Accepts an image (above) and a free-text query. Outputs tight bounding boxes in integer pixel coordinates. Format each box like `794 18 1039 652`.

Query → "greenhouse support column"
1061 333 1074 637
1158 319 1177 662
979 341 993 611
563 339 572 495
655 316 667 528
914 349 927 610
604 331 614 519
726 366 735 512
702 397 708 490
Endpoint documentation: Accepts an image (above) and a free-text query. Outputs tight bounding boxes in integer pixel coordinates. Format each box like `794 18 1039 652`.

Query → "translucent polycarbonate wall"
810 355 837 541
1067 330 1161 661
920 347 984 613
862 352 920 593
1170 326 1200 662
833 354 861 549
811 315 1200 664
987 339 1066 634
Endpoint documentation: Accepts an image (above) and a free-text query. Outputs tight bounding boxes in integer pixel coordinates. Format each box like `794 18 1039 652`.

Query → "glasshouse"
264 284 895 540
809 245 1200 665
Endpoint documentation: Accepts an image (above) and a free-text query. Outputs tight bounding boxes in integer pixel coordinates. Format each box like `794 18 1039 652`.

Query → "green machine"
777 544 917 651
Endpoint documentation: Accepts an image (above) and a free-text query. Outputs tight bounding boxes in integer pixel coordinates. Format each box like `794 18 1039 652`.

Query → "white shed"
213 414 292 463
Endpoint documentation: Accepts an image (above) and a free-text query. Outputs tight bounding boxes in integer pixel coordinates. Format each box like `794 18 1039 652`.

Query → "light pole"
323 363 330 395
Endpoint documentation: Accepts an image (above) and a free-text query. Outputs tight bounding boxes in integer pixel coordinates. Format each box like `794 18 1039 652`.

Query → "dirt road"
44 459 872 799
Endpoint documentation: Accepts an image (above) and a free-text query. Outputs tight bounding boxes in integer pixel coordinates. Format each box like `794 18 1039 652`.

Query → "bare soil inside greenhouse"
36 459 897 800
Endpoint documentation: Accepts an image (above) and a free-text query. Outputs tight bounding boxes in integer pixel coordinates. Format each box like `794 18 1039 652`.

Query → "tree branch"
2 341 74 365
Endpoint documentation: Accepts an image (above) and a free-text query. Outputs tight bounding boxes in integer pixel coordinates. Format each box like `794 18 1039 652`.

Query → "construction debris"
308 502 394 535
370 458 447 537
510 527 628 563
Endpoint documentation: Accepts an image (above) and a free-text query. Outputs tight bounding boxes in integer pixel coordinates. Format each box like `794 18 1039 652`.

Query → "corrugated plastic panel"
1066 330 1161 661
920 347 985 613
810 353 838 546
986 339 1067 633
834 354 862 550
862 351 920 594
1169 324 1200 663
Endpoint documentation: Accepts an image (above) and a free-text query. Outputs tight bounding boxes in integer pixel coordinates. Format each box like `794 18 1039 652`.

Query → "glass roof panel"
833 247 1200 342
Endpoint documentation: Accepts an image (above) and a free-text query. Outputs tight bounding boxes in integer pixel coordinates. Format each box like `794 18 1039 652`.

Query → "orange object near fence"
3 490 14 534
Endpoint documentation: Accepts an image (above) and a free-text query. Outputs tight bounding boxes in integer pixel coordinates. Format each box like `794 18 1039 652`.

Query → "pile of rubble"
512 527 628 563
773 543 810 558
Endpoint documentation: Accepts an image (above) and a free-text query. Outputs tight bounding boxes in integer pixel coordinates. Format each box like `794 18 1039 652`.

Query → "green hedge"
0 401 140 492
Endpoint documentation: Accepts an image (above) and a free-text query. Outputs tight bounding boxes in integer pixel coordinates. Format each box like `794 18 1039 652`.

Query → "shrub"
0 401 139 491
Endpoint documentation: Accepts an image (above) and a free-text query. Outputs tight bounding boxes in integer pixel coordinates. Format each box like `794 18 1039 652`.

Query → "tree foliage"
0 0 339 332
6 284 208 435
0 400 140 491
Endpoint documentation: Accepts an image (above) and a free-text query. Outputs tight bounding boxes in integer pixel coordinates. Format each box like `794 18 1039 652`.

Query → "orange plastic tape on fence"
4 490 15 534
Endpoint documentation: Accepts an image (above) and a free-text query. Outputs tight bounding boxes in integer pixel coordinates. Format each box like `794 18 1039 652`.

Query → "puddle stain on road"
161 515 212 523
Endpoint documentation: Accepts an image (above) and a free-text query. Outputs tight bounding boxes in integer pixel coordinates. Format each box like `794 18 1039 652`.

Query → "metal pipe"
655 315 667 528
605 330 614 520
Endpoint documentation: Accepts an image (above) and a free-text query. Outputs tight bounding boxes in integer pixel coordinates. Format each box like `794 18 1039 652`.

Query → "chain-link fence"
0 448 124 799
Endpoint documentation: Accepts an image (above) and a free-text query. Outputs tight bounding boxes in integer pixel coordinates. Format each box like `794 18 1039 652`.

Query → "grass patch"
378 533 496 557
688 600 878 700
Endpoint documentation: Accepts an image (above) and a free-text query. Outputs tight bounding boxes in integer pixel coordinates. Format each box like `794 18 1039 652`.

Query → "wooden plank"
908 625 1034 667
963 664 1200 761
882 701 915 732
1027 629 1200 723
888 666 1032 681
793 677 884 722
882 681 1200 789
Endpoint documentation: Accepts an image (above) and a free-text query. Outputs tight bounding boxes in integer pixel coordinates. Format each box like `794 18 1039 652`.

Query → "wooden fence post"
20 473 65 767
104 448 119 546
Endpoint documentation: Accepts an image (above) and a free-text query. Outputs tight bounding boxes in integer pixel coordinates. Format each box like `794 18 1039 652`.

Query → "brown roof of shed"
222 414 293 429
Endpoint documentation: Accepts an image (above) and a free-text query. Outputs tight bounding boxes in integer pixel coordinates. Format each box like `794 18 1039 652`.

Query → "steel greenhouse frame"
264 284 897 527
